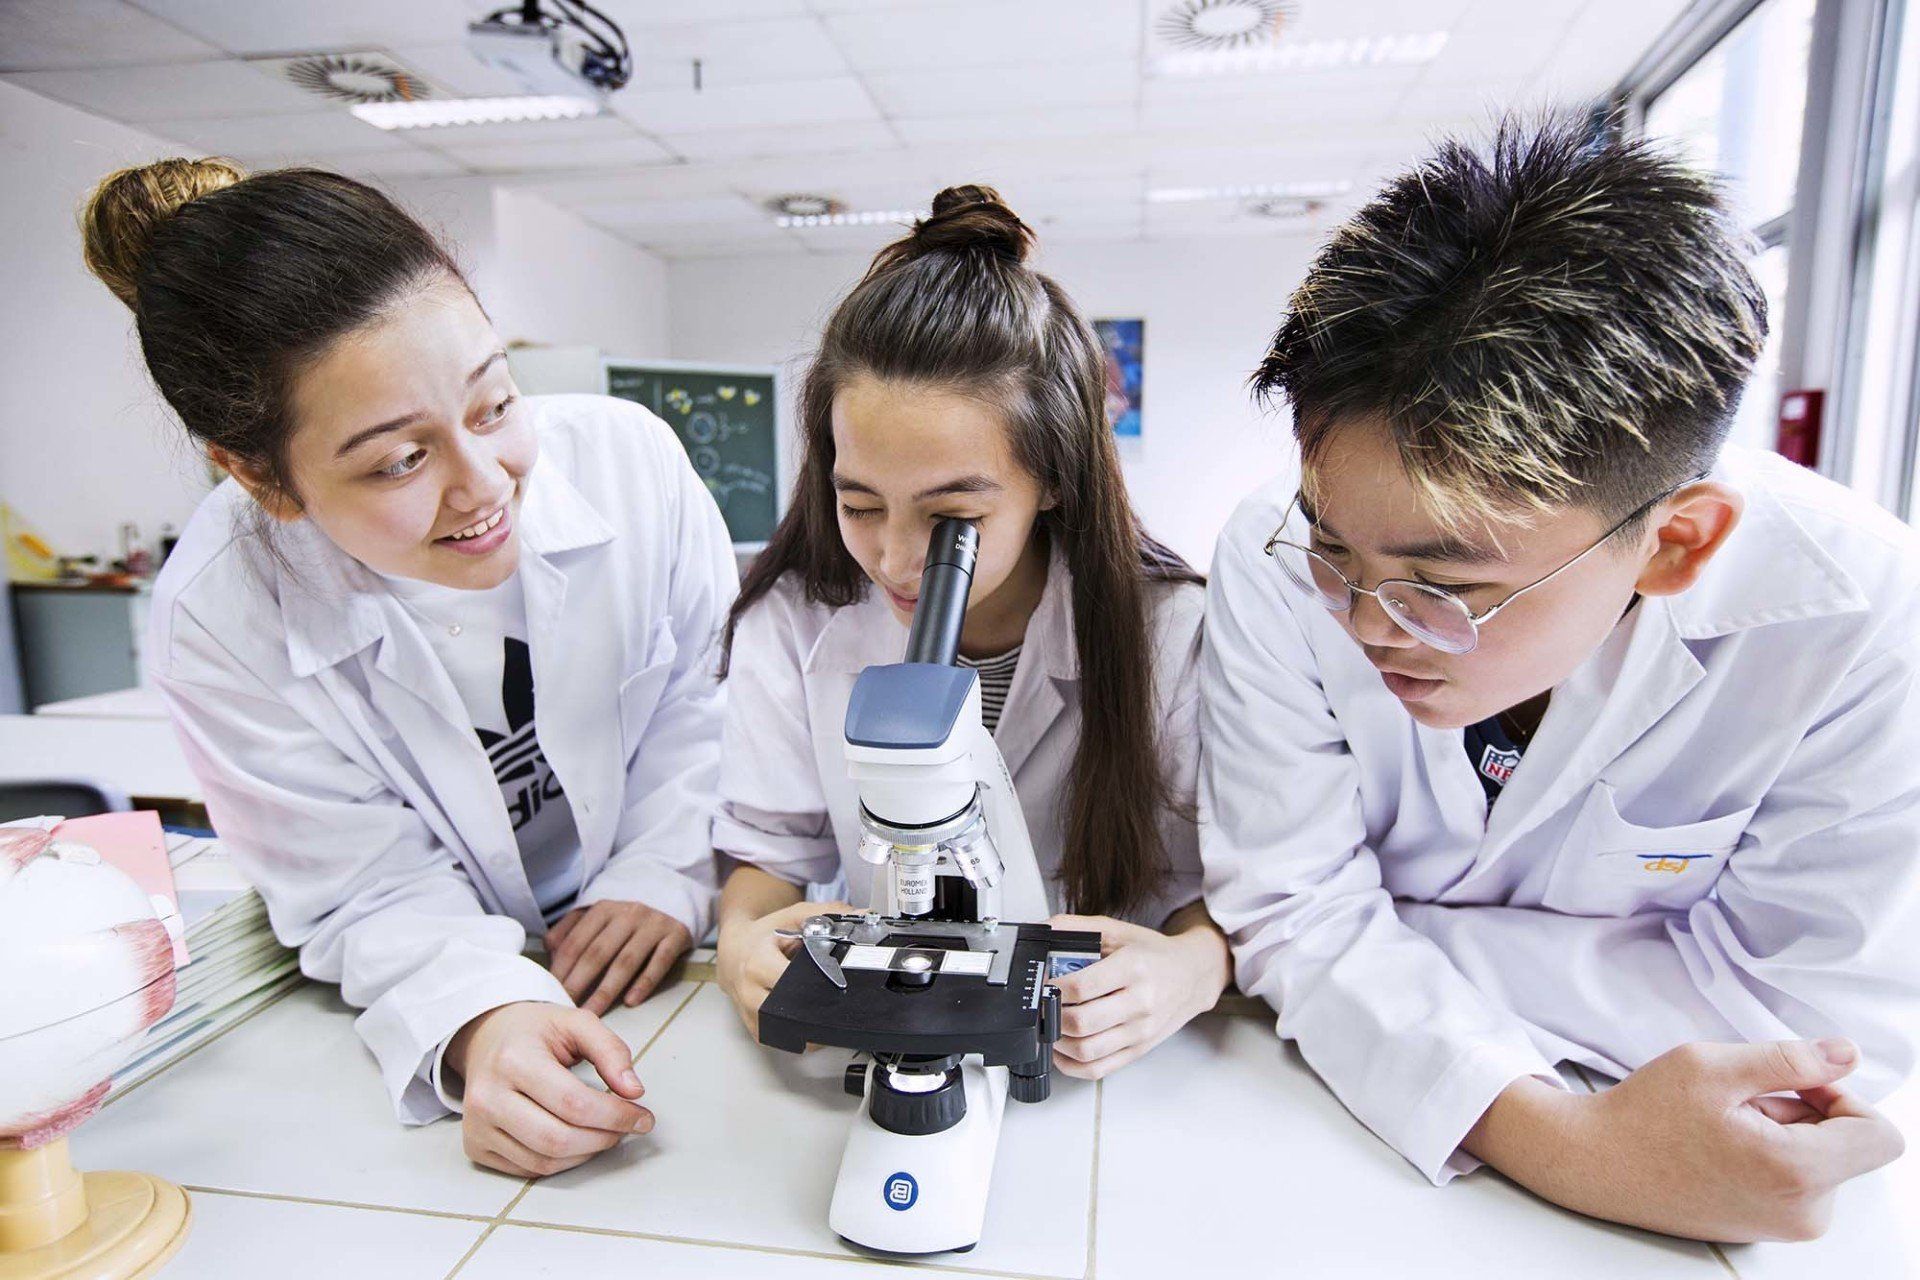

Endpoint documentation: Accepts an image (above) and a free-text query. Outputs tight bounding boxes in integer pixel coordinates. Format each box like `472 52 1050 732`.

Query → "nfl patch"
1478 744 1520 786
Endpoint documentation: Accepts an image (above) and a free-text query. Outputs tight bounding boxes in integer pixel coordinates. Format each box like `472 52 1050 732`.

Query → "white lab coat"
148 395 736 1124
1200 445 1920 1184
713 549 1206 929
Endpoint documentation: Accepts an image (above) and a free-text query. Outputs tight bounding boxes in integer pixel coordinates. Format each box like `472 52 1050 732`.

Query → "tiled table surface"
73 961 1917 1280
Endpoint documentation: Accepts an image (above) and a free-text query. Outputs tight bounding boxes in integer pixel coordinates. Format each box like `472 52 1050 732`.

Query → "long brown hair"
722 184 1200 919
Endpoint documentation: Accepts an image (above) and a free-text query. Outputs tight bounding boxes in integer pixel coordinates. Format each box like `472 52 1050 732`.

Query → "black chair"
0 778 131 823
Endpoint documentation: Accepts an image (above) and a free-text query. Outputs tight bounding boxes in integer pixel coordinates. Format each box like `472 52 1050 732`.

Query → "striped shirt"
957 643 1023 735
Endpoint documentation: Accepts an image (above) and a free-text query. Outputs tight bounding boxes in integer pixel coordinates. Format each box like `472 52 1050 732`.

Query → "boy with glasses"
1201 116 1917 1242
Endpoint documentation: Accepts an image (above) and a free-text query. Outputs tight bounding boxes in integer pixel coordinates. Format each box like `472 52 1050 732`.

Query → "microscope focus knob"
843 1059 869 1098
1009 1065 1051 1104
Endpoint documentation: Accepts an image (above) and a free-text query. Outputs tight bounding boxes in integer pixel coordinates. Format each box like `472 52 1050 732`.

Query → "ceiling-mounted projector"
466 0 632 101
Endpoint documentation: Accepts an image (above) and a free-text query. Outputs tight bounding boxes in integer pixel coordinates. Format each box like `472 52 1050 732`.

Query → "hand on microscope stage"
546 899 693 1015
1045 912 1232 1081
717 896 857 1040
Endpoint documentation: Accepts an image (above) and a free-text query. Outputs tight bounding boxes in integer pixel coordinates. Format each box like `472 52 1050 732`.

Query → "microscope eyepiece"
902 518 979 666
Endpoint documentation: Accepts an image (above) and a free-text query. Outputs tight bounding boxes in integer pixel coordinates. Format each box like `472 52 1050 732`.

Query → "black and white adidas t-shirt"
383 571 584 922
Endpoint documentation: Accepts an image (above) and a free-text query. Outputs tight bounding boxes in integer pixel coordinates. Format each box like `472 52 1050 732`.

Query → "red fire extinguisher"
1776 388 1824 467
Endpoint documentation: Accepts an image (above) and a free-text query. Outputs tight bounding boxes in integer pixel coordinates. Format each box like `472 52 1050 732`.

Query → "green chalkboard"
603 360 780 546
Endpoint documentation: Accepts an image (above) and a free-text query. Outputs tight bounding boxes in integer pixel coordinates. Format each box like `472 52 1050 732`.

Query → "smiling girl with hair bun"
81 156 737 1180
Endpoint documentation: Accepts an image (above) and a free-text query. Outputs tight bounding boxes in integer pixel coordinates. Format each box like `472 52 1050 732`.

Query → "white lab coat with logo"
148 395 735 1124
713 551 1206 930
1200 445 1920 1184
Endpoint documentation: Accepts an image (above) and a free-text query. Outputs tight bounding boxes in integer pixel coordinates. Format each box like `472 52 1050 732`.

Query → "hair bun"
911 184 1034 265
82 157 245 309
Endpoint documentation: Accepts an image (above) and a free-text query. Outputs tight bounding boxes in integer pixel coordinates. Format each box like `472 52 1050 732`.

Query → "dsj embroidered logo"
1638 854 1713 875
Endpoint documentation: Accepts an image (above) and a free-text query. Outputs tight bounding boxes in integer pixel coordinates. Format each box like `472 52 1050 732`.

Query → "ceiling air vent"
256 51 435 106
1154 0 1294 51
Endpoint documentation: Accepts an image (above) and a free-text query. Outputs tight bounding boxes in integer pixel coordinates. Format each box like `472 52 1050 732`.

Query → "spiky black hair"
1254 113 1767 528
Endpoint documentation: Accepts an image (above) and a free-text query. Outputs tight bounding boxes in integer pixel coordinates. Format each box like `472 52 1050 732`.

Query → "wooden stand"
0 1142 189 1278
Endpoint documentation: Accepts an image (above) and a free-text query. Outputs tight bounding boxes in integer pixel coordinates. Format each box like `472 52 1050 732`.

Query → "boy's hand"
1468 1038 1905 1243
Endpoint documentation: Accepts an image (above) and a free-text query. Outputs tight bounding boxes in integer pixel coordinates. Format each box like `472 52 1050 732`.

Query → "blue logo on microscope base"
883 1172 919 1211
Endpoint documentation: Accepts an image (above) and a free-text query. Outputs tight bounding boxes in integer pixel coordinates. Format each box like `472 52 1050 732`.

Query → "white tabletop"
72 964 1917 1279
0 713 199 803
33 686 168 720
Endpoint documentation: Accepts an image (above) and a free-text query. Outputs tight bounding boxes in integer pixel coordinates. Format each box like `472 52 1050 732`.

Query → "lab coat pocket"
618 621 679 763
1542 783 1757 917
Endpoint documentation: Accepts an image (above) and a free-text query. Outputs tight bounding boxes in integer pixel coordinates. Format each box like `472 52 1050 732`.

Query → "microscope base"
828 1059 1007 1256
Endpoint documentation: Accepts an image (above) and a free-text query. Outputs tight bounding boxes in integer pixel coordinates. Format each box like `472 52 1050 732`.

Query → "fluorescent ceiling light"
1149 179 1351 203
351 95 602 129
1154 31 1447 76
776 209 925 228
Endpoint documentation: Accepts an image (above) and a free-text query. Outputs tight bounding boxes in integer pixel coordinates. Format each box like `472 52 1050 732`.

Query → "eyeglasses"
1262 477 1703 655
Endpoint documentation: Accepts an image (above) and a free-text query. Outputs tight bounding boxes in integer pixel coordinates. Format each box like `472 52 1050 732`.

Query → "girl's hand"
1045 913 1232 1081
715 898 855 1040
545 900 692 1015
443 1002 651 1179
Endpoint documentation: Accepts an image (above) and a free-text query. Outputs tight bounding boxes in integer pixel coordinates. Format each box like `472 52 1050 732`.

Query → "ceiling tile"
221 146 472 178
1141 77 1404 134
658 121 902 163
427 134 680 174
5 58 321 121
591 0 814 26
126 0 476 56
383 42 529 97
323 148 473 178
610 75 881 133
864 61 1137 118
384 113 643 147
1527 0 1691 99
892 106 1136 146
0 0 223 70
152 110 414 155
824 0 1139 72
624 17 849 90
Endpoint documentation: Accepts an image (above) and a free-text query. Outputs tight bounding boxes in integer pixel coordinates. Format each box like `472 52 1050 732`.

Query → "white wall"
491 187 667 358
0 79 211 565
386 177 668 359
665 236 1312 569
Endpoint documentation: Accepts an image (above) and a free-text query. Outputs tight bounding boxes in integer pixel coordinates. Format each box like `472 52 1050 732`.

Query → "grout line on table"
492 1217 1067 1279
104 977 309 1110
1707 1243 1742 1277
1084 1078 1102 1280
182 1183 495 1225
630 979 705 1067
445 1178 539 1279
443 979 701 1278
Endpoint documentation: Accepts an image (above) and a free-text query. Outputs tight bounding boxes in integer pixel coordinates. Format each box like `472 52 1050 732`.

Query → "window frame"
1613 0 1903 496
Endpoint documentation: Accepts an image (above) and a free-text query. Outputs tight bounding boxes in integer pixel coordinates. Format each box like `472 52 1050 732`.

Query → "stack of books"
106 832 303 1100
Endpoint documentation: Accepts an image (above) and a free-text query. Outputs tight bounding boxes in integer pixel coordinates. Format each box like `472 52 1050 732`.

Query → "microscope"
757 518 1100 1257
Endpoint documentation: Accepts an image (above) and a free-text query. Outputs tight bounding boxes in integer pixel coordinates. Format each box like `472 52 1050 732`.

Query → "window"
1643 0 1817 228
1639 0 1818 452
1842 0 1920 516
